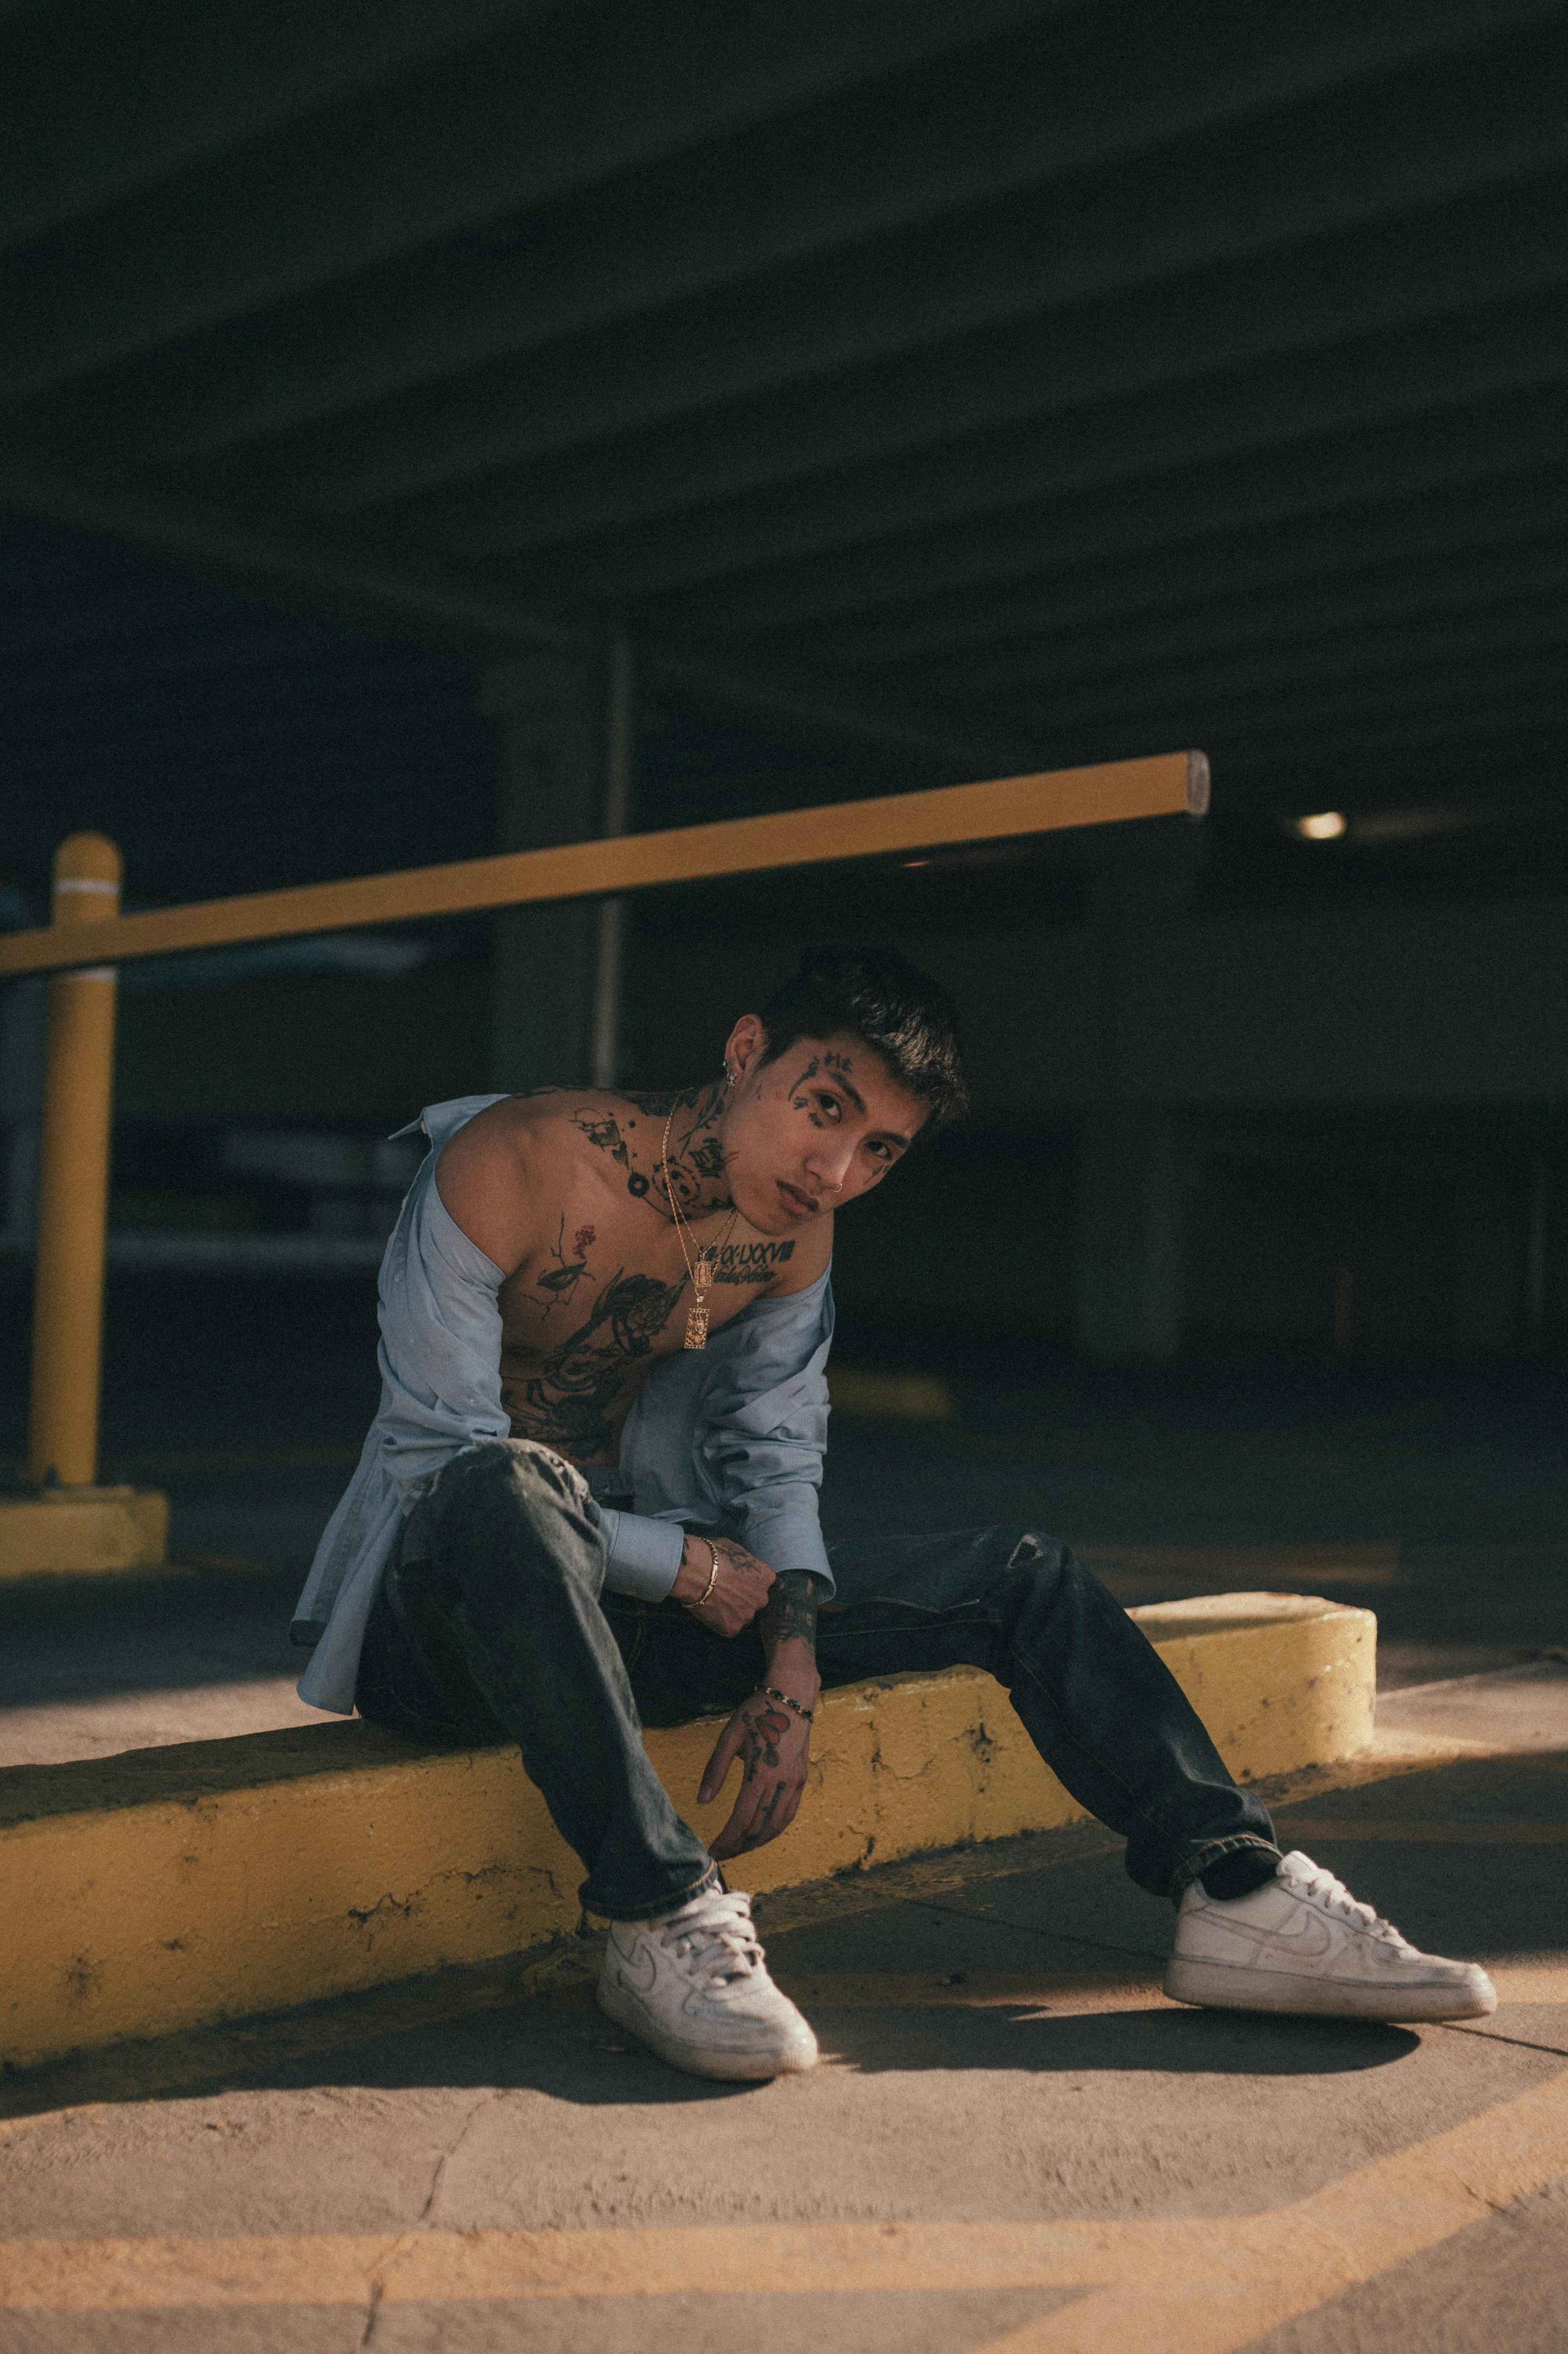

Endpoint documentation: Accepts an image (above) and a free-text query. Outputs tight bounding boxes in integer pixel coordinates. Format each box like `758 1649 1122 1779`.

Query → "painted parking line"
776 1964 1565 2012
1277 1818 1568 1842
4 2065 1566 2341
776 1969 1166 2010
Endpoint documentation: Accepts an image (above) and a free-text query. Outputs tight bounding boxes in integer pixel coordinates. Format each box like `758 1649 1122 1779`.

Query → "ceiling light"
1293 811 1347 841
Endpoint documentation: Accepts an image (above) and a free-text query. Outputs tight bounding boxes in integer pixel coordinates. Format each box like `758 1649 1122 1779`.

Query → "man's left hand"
699 1690 812 1859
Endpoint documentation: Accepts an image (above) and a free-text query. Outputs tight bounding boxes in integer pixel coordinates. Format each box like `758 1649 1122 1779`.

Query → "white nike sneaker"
1165 1850 1497 2022
598 1886 820 2080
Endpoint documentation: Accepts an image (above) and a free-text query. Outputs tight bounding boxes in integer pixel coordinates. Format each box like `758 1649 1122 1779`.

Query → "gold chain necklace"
661 1101 739 1350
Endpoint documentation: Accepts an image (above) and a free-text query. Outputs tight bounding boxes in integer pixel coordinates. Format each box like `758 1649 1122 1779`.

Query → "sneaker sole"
1164 1954 1497 2022
598 1975 819 2081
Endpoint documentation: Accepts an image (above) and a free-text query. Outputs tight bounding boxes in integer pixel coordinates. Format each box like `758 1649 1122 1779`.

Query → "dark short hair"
756 946 969 1129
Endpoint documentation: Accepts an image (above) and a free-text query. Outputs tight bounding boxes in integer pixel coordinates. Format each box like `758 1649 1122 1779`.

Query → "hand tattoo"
739 1701 792 1782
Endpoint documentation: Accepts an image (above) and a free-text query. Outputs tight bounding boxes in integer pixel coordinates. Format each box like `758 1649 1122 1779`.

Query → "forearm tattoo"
761 1569 823 1658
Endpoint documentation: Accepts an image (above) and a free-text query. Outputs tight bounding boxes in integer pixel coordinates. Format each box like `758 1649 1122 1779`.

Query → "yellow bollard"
0 833 167 1575
27 833 123 1487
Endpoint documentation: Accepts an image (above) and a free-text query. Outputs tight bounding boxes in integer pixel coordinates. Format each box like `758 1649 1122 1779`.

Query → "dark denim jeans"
354 1438 1278 1921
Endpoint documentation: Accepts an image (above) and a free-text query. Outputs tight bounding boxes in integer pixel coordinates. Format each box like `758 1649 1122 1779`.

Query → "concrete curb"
0 1487 168 1579
1 1592 1373 2072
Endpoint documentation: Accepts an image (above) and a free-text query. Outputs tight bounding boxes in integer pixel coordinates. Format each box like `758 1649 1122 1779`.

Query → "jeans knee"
431 1439 599 1578
981 1530 1082 1632
450 1436 588 1506
996 1528 1070 1583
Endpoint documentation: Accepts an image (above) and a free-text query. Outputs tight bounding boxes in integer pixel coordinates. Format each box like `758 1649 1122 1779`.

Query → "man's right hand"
672 1535 774 1637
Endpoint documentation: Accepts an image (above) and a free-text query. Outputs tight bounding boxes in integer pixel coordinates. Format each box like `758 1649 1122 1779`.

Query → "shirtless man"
295 946 1495 2081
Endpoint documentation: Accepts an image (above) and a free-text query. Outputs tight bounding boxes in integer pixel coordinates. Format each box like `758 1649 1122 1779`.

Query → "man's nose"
805 1138 856 1191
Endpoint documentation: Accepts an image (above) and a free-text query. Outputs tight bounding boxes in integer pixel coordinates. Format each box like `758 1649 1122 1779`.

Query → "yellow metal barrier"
0 749 1205 1575
0 752 1206 978
29 835 122 1489
5 834 170 1575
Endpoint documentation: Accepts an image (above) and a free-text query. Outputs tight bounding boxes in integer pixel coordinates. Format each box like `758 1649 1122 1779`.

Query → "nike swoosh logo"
1200 1911 1334 1960
613 1935 659 1994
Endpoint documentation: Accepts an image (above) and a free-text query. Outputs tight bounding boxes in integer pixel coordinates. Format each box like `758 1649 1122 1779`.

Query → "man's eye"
815 1094 841 1122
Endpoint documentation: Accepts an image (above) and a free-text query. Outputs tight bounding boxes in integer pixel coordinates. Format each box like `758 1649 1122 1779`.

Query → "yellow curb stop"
0 1593 1374 2072
0 1487 170 1580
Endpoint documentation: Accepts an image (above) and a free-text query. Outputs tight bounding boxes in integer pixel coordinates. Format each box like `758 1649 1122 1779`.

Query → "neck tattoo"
661 1102 739 1350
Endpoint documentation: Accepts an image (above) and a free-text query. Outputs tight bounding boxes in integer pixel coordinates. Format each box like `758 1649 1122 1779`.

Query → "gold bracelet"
684 1538 721 1610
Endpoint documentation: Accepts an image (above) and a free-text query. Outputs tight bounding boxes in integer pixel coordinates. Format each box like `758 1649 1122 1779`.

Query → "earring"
724 1064 737 1089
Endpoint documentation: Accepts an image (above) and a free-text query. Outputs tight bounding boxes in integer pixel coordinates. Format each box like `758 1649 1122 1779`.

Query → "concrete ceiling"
2 0 1565 851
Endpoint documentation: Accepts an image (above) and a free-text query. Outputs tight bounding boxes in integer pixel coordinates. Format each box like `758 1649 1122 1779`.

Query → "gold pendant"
684 1256 712 1350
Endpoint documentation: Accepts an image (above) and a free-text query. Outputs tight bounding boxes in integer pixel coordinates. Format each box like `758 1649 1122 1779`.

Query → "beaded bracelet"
758 1685 814 1724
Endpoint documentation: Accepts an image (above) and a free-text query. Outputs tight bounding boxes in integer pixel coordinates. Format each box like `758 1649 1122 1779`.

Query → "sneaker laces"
1277 1851 1411 1947
655 1888 767 1987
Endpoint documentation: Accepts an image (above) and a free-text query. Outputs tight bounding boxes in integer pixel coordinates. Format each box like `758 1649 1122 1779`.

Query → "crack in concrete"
919 1893 1168 1967
1440 2021 1568 2060
419 2087 505 2227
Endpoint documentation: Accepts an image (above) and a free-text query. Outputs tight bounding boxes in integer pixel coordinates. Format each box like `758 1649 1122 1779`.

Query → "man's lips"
776 1180 819 1217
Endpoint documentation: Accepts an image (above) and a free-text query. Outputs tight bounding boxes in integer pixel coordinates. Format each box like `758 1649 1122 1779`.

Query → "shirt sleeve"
594 1505 685 1601
697 1282 835 1593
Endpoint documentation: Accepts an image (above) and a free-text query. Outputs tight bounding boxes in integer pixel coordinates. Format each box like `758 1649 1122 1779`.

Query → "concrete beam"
0 0 546 251
1216 733 1561 807
369 177 1568 550
192 32 1568 519
0 0 1060 403
0 459 579 653
78 0 1560 470
654 383 1568 636
815 468 1568 667
933 574 1568 705
0 1595 1375 2071
0 461 1023 773
531 295 1568 602
1004 644 1564 753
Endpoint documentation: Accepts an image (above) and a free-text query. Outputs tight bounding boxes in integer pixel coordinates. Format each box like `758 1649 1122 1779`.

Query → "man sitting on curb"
293 946 1493 2080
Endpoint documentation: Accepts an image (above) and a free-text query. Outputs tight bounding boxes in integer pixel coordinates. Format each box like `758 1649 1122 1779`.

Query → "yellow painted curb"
0 1488 168 1580
0 1593 1372 2071
826 1369 956 1420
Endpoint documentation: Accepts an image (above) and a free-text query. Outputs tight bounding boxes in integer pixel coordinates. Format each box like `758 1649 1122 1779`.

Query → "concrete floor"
2 1669 1565 2352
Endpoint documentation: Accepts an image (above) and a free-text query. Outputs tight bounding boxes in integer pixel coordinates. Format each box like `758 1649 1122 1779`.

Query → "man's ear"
724 1012 766 1081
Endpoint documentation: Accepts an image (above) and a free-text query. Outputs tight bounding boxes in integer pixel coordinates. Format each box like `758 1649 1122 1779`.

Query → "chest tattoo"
572 1111 630 1170
710 1239 795 1284
506 1266 686 1457
533 1214 596 1315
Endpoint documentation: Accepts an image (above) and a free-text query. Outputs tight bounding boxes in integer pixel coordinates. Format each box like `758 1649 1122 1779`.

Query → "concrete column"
1451 1162 1519 1351
1074 1105 1186 1360
483 640 635 1094
1071 817 1204 1360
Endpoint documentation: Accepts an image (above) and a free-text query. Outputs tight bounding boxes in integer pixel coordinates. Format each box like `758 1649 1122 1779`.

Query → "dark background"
2 0 1565 1385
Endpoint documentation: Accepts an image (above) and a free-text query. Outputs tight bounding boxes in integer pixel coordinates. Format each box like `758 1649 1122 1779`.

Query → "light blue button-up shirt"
292 1096 834 1715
